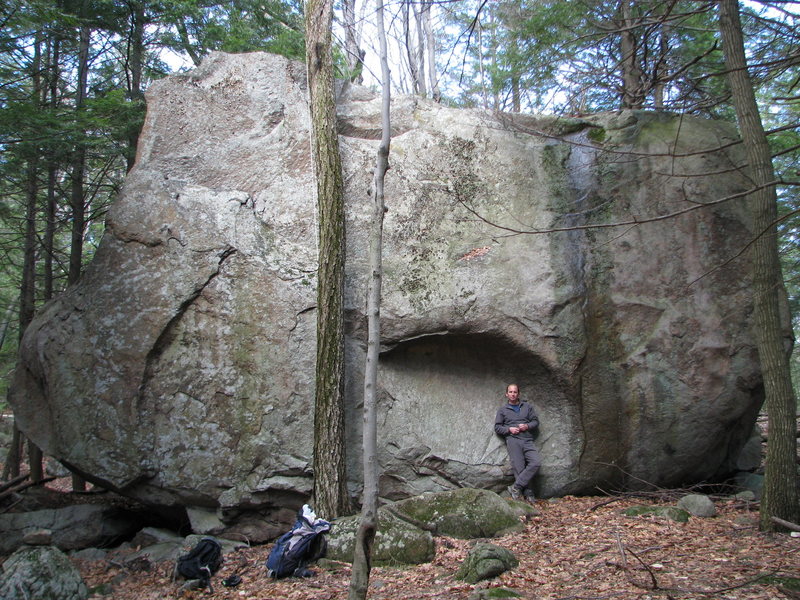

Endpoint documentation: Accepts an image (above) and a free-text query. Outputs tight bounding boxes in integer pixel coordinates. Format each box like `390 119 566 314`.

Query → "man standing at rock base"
494 384 541 501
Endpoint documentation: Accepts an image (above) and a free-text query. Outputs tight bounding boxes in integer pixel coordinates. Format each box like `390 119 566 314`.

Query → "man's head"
505 384 520 405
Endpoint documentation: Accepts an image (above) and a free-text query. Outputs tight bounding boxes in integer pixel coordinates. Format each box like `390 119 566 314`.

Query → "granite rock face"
10 52 773 520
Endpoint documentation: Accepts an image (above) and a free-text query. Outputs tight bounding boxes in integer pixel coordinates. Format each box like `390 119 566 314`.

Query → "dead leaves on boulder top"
73 495 799 600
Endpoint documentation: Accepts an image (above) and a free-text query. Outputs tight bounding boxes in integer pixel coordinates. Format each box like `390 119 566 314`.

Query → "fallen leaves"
70 495 799 600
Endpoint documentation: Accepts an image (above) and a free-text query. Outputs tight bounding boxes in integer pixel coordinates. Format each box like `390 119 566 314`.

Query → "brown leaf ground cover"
73 495 799 600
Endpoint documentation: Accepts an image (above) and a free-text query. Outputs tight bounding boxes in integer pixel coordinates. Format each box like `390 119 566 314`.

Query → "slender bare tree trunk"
22 33 44 484
348 0 390 597
421 1 439 102
412 1 427 97
306 0 351 520
69 18 90 285
343 0 364 83
402 2 419 94
718 0 798 531
44 35 60 302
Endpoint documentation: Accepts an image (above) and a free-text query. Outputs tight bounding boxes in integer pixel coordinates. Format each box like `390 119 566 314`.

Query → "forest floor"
70 493 798 600
2 414 799 600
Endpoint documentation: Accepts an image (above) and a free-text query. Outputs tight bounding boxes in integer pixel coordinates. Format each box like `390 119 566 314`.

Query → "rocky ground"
2 413 799 599
71 494 798 600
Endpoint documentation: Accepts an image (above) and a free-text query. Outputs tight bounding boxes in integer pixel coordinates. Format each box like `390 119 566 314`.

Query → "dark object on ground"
176 537 222 592
222 574 242 587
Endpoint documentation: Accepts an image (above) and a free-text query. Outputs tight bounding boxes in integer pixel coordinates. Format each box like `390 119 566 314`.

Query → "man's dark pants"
506 436 541 491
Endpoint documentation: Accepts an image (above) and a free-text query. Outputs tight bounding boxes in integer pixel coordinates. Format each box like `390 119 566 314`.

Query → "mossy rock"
326 509 435 566
623 505 690 523
456 542 519 583
391 488 524 539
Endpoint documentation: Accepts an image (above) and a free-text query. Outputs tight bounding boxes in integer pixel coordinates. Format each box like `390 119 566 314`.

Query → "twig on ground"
771 516 800 532
614 529 658 590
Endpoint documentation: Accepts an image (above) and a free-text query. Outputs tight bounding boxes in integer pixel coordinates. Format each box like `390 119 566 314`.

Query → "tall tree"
305 0 351 520
22 32 44 483
68 1 91 285
124 0 147 172
718 0 799 532
342 0 364 83
349 0 390 595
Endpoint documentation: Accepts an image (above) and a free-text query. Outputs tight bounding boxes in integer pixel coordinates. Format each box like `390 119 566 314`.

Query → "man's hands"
509 423 529 435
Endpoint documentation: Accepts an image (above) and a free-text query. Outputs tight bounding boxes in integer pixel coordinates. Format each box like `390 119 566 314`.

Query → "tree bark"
68 16 90 285
67 9 91 492
44 35 60 302
22 33 44 484
412 1 427 97
619 0 643 108
125 0 146 172
348 0 390 596
305 0 351 520
718 0 799 531
421 1 439 102
403 1 421 95
342 0 363 83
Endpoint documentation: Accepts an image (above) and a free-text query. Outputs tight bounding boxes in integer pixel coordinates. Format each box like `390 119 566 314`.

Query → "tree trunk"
402 2 418 94
348 0 390 597
412 1 427 97
305 0 351 520
69 18 90 285
342 0 363 83
2 427 23 480
421 1 439 102
619 0 643 108
44 35 60 301
653 9 670 109
126 0 146 172
68 12 91 492
176 20 202 66
718 0 799 531
22 33 44 484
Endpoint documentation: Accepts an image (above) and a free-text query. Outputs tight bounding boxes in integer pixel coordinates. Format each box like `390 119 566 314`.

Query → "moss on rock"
325 509 435 566
392 488 524 538
456 542 519 583
622 505 690 523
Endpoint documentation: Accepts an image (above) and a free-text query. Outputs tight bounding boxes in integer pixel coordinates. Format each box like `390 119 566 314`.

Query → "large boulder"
0 546 88 600
0 505 142 555
391 488 524 538
326 509 435 565
10 52 773 519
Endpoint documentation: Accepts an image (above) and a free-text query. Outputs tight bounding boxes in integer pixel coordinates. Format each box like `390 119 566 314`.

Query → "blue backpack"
266 505 331 578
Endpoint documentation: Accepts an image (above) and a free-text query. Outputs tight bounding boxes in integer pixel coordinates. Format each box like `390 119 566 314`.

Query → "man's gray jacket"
494 401 539 439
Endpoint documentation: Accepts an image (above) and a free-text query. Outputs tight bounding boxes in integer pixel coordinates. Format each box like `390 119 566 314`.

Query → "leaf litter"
73 495 799 600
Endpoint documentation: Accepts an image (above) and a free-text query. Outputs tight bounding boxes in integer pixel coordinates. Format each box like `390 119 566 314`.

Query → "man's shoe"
523 491 536 502
507 485 522 500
